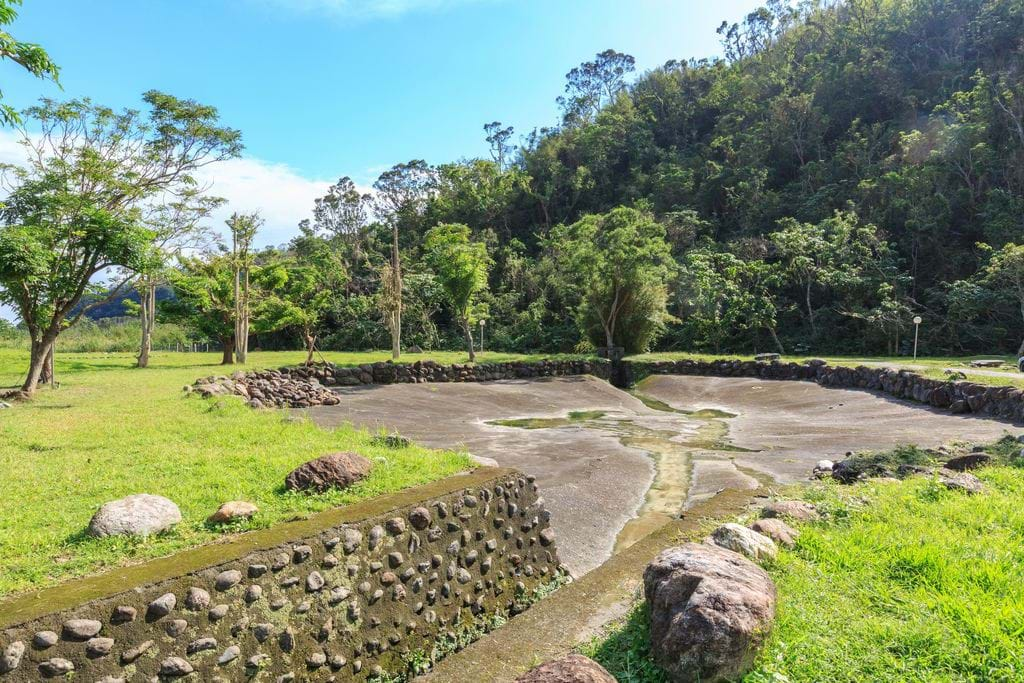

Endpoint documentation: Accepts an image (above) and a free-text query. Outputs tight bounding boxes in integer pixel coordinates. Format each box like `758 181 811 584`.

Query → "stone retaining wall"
0 468 562 682
625 358 1024 423
192 359 610 409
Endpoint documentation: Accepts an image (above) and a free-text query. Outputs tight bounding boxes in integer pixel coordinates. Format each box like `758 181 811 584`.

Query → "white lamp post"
912 315 922 360
479 319 486 353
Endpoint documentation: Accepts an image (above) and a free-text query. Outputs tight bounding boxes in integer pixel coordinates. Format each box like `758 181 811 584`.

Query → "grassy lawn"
0 349 574 599
583 443 1024 682
627 352 1024 389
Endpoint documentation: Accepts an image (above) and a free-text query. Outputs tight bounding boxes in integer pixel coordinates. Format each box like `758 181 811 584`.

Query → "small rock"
284 452 372 493
938 468 985 494
86 637 114 658
187 637 217 655
215 569 243 591
409 507 431 530
38 657 74 677
120 640 154 664
184 586 211 611
709 523 777 561
306 571 325 592
207 500 258 524
750 518 798 548
148 592 177 618
218 645 240 665
307 652 327 668
33 631 58 649
760 500 819 521
62 618 102 640
165 619 188 637
0 641 25 674
159 656 194 677
515 654 616 682
110 605 136 624
944 453 991 472
86 494 181 537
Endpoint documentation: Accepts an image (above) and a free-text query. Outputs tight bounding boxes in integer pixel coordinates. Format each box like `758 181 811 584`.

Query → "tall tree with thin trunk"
131 193 222 368
372 160 434 359
228 212 261 365
423 223 491 362
0 93 241 394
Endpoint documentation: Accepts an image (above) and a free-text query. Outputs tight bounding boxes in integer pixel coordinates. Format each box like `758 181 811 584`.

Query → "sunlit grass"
582 458 1024 682
0 349 524 598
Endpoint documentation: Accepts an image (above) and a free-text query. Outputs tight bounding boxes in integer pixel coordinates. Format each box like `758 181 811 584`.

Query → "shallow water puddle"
486 394 755 551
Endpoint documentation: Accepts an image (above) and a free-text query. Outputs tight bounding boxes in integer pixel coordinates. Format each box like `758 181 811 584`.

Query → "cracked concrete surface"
306 374 1020 577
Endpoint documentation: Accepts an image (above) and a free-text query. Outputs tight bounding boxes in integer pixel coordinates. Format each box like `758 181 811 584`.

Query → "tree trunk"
221 335 235 365
391 225 402 361
235 268 250 364
22 334 57 395
305 333 316 366
41 345 55 386
463 318 476 363
805 281 816 336
137 282 156 368
769 327 785 354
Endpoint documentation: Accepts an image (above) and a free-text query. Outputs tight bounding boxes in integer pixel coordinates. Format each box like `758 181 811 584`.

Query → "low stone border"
0 468 562 682
624 358 1024 423
190 359 611 409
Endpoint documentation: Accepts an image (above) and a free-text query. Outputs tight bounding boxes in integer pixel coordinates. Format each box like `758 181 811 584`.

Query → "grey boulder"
87 494 181 538
644 542 777 683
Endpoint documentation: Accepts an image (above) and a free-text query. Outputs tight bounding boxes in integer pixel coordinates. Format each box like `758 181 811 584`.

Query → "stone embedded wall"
625 358 1024 423
192 359 611 409
0 468 562 682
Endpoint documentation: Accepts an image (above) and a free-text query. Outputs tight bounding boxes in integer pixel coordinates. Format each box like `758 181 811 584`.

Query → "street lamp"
479 319 486 353
912 315 922 360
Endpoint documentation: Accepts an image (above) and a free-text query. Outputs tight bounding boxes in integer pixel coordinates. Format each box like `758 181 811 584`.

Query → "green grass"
0 349 584 598
583 456 1024 682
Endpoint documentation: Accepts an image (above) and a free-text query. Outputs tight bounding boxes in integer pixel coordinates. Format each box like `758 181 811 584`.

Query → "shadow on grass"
584 602 669 683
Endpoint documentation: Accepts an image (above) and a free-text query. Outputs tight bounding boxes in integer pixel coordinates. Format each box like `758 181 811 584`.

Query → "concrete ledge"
0 467 562 681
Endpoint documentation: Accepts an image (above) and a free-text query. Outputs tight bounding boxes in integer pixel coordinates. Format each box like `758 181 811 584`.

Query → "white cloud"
255 0 494 21
195 157 334 248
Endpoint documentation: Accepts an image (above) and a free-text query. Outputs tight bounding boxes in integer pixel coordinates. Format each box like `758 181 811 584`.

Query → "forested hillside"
7 0 1024 367
291 0 1023 357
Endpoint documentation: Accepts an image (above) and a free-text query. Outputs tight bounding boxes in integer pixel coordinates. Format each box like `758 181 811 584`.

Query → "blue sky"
1 0 762 250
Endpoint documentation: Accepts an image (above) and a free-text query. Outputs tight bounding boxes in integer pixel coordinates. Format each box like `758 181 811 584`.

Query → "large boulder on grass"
515 654 616 683
284 452 372 493
87 494 181 538
644 543 776 683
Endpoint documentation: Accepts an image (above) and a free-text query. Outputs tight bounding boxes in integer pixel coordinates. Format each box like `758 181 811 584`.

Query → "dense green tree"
0 93 240 392
978 243 1024 354
423 223 491 361
550 206 675 352
260 244 347 365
